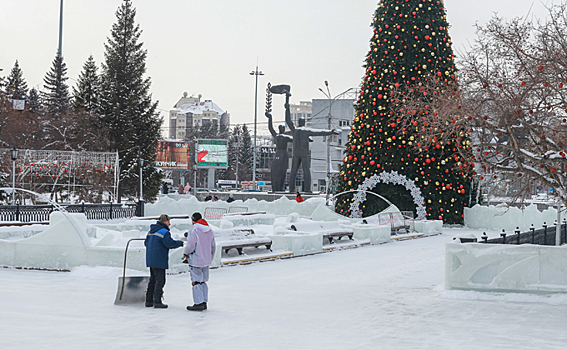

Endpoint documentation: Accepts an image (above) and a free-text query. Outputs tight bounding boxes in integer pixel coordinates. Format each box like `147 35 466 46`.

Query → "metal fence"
204 207 228 220
0 203 138 222
479 222 567 246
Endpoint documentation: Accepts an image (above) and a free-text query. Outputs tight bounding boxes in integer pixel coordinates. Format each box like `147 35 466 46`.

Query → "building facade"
169 93 230 139
310 98 355 193
289 101 312 127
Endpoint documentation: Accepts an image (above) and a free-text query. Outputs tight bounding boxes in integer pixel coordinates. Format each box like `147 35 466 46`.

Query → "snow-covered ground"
3 227 566 350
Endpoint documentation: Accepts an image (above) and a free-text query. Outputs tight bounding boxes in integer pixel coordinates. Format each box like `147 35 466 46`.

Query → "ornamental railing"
0 203 138 223
464 221 567 246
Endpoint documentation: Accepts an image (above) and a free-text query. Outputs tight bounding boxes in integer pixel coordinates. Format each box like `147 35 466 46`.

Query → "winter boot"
145 292 154 308
154 302 168 309
154 294 168 309
186 302 206 311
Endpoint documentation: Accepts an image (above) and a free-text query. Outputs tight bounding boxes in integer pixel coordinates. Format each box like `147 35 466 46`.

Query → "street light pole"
324 81 332 198
250 66 264 190
140 158 144 201
235 139 240 187
10 147 19 205
319 82 332 200
58 0 64 57
318 85 356 201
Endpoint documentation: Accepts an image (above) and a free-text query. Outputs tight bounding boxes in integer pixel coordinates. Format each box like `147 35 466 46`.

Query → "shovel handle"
119 238 146 301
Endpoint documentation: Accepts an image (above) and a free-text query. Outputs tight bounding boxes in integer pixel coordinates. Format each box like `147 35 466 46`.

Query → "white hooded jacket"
184 221 216 267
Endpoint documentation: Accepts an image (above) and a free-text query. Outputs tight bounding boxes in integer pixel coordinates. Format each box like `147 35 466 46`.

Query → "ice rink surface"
2 228 567 350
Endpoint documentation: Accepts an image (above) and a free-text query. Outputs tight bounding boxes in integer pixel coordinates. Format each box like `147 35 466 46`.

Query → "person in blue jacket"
144 214 184 308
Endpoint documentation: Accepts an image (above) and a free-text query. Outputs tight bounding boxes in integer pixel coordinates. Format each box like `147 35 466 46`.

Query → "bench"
219 229 272 255
376 211 413 234
290 222 354 244
228 206 248 214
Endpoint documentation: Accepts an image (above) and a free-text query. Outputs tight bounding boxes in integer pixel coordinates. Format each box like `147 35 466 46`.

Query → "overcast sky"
0 0 560 137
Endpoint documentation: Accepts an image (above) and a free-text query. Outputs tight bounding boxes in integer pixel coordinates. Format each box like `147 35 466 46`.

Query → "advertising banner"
196 139 228 168
155 141 190 169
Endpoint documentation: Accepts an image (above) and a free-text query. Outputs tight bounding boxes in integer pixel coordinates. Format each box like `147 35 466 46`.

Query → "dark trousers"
146 267 166 303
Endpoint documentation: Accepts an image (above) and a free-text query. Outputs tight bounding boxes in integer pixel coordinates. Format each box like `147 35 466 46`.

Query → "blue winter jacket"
145 221 183 269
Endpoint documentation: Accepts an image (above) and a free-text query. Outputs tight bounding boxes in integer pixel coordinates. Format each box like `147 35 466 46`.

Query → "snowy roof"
176 100 225 116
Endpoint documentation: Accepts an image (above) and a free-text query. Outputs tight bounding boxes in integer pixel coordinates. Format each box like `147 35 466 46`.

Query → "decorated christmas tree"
338 0 472 224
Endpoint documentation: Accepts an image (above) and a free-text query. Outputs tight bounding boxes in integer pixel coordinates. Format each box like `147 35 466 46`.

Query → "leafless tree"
391 4 567 206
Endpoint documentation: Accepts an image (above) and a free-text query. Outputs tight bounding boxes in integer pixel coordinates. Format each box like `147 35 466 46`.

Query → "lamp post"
58 0 64 57
319 81 332 199
318 84 356 200
139 158 144 201
250 66 264 190
235 138 240 188
10 147 18 205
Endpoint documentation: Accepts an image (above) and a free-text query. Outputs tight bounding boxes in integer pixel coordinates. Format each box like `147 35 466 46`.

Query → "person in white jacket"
183 212 216 311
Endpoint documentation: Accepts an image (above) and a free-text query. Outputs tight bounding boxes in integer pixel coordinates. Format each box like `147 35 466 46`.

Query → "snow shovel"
114 238 149 305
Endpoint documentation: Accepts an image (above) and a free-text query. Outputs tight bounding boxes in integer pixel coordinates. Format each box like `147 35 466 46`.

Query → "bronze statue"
265 84 292 192
269 83 339 193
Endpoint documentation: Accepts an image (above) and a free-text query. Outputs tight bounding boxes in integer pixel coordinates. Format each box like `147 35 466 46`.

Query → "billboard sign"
196 139 228 168
155 141 190 169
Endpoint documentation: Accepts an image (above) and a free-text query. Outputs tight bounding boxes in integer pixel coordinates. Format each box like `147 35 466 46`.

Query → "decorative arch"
348 171 427 220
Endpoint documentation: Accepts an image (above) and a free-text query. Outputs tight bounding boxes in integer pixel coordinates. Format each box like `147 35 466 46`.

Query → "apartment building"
169 93 230 139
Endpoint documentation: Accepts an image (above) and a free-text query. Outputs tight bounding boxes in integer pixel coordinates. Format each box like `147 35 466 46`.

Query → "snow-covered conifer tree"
99 0 162 200
73 55 99 112
27 88 40 114
42 52 71 114
6 60 28 100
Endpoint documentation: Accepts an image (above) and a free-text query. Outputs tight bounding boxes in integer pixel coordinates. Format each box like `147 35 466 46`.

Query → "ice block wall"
464 204 564 232
445 242 567 293
145 195 326 218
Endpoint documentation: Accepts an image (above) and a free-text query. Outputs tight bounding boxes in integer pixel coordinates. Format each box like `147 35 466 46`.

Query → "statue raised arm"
285 100 294 133
269 84 294 133
265 83 293 192
266 112 277 138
